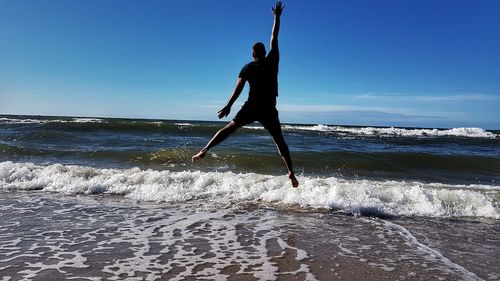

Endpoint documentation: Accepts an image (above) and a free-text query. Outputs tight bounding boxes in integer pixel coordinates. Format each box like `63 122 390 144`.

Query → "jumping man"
192 1 298 188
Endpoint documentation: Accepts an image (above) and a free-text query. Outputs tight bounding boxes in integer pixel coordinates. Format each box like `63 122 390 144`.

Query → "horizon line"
1 113 498 131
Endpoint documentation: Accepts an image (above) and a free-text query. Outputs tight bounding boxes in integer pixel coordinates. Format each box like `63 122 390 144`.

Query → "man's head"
252 42 266 60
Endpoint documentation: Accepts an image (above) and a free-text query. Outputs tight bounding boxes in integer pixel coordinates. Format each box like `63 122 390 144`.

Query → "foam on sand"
1 161 498 219
0 193 318 281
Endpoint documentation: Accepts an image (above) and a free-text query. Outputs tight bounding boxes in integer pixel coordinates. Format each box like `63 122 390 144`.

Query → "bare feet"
192 150 206 161
288 172 299 188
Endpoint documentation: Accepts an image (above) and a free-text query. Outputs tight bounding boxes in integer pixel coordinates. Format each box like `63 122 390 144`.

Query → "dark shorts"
233 102 282 137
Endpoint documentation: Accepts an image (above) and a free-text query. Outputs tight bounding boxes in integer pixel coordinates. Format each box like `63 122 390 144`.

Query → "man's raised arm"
270 1 284 51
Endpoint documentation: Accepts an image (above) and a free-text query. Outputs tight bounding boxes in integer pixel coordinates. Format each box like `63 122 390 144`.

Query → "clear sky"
1 0 499 129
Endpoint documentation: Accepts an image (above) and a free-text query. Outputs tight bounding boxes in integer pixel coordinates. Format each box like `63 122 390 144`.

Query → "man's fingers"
218 108 229 119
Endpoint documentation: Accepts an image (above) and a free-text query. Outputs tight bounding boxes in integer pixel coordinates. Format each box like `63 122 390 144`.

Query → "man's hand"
272 1 284 17
218 105 231 119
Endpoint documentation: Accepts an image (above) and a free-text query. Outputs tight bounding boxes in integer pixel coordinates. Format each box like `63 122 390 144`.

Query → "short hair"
252 42 266 59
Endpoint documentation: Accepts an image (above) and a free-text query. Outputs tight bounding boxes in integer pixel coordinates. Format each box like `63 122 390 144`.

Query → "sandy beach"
1 191 497 281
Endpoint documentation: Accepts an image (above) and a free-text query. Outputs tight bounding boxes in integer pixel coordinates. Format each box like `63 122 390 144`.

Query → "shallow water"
0 191 497 280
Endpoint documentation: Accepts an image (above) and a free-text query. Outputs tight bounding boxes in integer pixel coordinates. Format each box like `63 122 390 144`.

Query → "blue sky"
1 0 499 129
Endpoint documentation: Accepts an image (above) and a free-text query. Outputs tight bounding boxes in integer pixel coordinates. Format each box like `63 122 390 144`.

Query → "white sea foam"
250 124 494 138
0 161 498 219
174 122 194 126
0 117 104 124
0 193 318 280
70 117 104 123
0 118 49 124
280 125 498 138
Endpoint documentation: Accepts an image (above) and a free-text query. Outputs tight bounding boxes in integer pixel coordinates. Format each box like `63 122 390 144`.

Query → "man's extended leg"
271 133 299 187
260 108 299 187
192 121 239 161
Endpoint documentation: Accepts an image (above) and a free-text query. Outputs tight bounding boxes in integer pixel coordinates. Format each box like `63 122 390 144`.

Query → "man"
192 1 298 188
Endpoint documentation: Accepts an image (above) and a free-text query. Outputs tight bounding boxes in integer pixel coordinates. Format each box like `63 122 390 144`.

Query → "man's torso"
239 48 279 106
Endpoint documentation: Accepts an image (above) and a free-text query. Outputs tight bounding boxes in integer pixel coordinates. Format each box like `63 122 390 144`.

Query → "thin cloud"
278 103 451 118
354 92 500 102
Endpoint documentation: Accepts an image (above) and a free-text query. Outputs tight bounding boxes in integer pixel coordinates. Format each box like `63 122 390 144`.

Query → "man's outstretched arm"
192 78 245 161
218 78 246 119
270 1 284 51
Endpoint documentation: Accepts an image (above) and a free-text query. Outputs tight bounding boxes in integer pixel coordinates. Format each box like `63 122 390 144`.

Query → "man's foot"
192 150 206 161
288 172 299 188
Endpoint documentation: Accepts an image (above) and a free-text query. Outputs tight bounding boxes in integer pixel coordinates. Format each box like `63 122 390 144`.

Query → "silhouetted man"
192 1 298 187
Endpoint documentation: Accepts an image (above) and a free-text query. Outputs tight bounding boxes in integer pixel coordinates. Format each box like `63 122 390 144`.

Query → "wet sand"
0 191 498 280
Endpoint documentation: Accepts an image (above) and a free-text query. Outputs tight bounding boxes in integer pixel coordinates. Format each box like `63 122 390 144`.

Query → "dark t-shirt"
238 48 279 106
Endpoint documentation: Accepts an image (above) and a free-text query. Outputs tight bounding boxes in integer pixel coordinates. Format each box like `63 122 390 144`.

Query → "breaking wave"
0 117 104 124
1 161 498 219
282 125 498 138
1 116 496 138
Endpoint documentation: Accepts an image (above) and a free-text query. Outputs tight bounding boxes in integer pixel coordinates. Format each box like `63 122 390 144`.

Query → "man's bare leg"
192 121 239 161
272 134 299 187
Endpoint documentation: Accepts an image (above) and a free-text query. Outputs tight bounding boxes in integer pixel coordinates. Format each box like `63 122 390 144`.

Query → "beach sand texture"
1 192 497 281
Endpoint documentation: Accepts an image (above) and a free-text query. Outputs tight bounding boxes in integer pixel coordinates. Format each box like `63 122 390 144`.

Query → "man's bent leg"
192 121 239 161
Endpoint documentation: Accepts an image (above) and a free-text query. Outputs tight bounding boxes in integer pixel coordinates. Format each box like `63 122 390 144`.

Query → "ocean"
0 115 499 280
